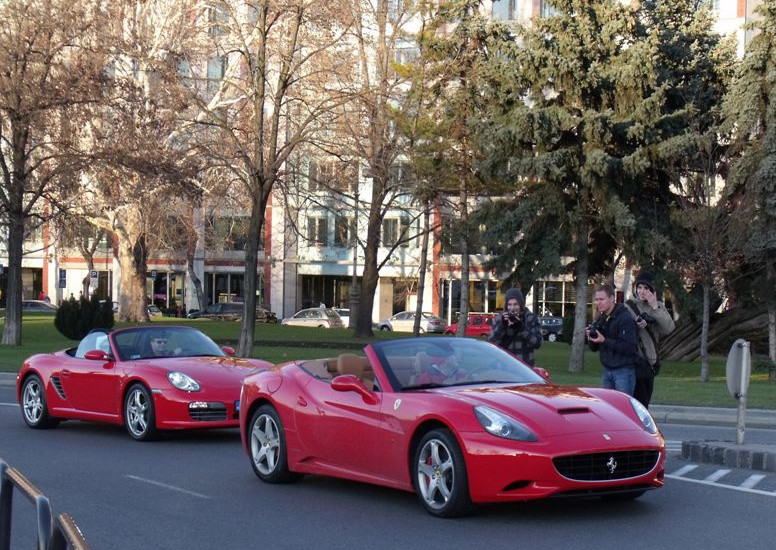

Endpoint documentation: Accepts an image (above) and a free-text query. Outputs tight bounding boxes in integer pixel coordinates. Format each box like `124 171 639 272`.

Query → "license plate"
235 400 240 412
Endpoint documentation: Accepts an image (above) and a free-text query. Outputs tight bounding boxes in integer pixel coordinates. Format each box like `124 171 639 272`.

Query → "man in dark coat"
487 288 543 365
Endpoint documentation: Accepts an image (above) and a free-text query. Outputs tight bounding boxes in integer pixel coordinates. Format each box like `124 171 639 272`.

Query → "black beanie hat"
504 288 524 308
634 271 656 293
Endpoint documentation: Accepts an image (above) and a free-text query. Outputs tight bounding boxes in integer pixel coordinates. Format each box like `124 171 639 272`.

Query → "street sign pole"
736 341 750 445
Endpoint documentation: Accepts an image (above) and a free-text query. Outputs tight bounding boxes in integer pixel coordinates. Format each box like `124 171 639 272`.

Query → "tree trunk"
568 224 590 373
413 203 431 336
456 181 470 338
1 212 25 345
700 282 710 382
116 236 150 322
354 178 384 338
238 193 266 358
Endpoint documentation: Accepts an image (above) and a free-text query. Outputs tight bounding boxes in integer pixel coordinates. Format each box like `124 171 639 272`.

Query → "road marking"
704 469 730 482
671 464 698 477
666 473 776 498
740 474 766 489
665 440 682 452
126 475 210 499
0 403 18 407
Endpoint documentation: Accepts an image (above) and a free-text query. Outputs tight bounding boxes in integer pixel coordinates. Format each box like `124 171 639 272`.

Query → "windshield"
112 327 226 361
371 338 546 390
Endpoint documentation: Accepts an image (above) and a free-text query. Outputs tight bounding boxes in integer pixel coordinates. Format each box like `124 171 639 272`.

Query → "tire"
412 429 473 517
548 333 557 342
248 405 300 483
20 375 59 429
124 384 158 441
380 325 390 331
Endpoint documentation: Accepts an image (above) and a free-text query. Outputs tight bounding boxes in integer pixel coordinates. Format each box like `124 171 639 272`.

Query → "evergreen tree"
723 1 776 364
474 0 729 371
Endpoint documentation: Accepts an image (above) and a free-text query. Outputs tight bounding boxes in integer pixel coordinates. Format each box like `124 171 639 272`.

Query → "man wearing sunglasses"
149 334 182 357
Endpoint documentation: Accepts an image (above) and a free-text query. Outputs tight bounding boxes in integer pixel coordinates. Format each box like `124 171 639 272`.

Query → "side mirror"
222 346 236 356
532 366 551 381
331 374 378 405
83 350 113 368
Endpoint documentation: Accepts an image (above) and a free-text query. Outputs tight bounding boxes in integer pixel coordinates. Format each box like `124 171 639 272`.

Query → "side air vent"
51 376 67 400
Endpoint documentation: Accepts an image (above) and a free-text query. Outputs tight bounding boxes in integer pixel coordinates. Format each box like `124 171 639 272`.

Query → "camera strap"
625 300 658 362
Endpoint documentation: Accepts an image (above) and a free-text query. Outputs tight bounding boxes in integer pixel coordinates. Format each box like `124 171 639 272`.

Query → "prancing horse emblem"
606 457 618 475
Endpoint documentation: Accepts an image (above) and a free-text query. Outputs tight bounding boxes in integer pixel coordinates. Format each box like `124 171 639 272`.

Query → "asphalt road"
2 385 775 550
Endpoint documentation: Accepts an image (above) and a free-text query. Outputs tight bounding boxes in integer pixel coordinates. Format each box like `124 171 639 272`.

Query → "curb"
681 440 776 473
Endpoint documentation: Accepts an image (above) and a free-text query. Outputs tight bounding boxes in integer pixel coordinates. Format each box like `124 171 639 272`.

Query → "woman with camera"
625 271 676 407
487 288 543 365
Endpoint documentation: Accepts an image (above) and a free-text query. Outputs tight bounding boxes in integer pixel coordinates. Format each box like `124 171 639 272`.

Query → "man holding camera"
625 271 676 407
587 284 640 395
488 288 543 365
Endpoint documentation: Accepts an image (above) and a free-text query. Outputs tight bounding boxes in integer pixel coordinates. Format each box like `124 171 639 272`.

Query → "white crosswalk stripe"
667 465 776 497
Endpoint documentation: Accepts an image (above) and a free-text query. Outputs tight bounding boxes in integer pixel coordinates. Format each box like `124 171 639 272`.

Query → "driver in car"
149 334 182 357
413 351 468 385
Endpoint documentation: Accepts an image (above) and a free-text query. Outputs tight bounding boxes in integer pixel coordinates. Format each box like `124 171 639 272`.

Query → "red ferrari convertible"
18 325 271 441
240 337 665 517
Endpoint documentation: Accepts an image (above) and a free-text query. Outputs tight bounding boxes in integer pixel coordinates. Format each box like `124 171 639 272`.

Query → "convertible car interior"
300 354 376 390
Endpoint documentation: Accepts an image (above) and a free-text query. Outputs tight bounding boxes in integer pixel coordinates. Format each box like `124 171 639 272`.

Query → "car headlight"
629 397 658 434
474 406 537 442
167 372 200 392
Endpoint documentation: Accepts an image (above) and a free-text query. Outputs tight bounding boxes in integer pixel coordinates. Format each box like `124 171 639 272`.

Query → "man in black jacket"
586 284 639 395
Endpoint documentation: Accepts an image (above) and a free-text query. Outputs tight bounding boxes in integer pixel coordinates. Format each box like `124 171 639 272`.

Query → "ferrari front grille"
553 450 660 481
188 402 227 421
51 376 66 400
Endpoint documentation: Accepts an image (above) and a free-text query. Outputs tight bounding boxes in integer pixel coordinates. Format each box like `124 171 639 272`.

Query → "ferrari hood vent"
557 407 590 415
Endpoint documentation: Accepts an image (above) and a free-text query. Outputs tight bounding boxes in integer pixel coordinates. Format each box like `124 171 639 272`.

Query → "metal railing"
0 459 91 550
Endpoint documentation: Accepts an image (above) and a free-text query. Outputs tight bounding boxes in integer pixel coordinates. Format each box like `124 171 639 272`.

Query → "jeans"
601 366 636 395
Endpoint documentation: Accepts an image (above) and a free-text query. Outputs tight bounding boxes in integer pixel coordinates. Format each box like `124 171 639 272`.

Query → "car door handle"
297 396 307 407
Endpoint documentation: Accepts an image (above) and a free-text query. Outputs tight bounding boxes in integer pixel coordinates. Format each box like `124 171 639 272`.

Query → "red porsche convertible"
240 337 665 517
17 325 271 441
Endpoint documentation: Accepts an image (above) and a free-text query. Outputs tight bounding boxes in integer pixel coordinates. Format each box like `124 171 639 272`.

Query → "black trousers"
633 375 655 408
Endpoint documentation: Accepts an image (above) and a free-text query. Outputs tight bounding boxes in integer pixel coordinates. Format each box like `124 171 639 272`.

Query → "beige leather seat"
336 354 375 390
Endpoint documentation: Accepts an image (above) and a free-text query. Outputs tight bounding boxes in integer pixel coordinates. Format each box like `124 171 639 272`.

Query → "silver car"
377 311 447 333
281 307 344 328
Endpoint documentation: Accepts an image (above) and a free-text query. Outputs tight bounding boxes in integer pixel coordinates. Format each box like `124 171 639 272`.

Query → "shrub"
54 295 114 340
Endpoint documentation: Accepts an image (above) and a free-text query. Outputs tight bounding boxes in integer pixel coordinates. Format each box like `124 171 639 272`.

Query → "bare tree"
181 0 354 355
0 0 108 345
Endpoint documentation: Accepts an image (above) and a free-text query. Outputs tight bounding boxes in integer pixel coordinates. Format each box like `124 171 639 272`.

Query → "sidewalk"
1 372 774 471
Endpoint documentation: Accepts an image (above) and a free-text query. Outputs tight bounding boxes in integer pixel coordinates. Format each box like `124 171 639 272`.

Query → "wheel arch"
243 397 276 443
408 419 459 473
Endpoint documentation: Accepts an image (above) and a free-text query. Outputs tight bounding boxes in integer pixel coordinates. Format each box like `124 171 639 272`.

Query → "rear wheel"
249 405 300 483
412 429 473 517
124 384 157 441
21 375 59 429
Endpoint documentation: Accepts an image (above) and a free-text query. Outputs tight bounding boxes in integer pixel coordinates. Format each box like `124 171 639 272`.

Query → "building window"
309 160 356 193
308 216 328 246
382 217 410 248
207 55 226 97
208 5 229 37
208 216 249 251
539 0 557 17
334 216 355 247
492 0 517 21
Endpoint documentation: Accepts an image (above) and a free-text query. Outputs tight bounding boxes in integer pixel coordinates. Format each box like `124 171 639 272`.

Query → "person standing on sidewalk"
625 271 675 408
587 283 640 395
488 288 543 365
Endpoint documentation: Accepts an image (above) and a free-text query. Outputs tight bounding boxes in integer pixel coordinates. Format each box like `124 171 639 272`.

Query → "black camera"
507 312 520 324
638 311 657 325
587 322 601 339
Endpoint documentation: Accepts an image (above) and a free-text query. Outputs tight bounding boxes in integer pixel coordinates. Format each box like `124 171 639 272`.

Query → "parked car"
147 304 163 317
378 311 447 333
239 337 665 517
17 325 272 441
281 307 343 328
21 300 58 313
540 316 563 342
187 302 278 323
444 312 495 337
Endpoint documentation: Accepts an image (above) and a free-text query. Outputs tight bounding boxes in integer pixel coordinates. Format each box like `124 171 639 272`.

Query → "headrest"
337 354 366 377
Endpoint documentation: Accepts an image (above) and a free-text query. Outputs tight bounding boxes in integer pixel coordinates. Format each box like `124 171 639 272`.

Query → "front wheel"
249 405 300 483
21 375 59 429
124 384 157 441
412 429 473 517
